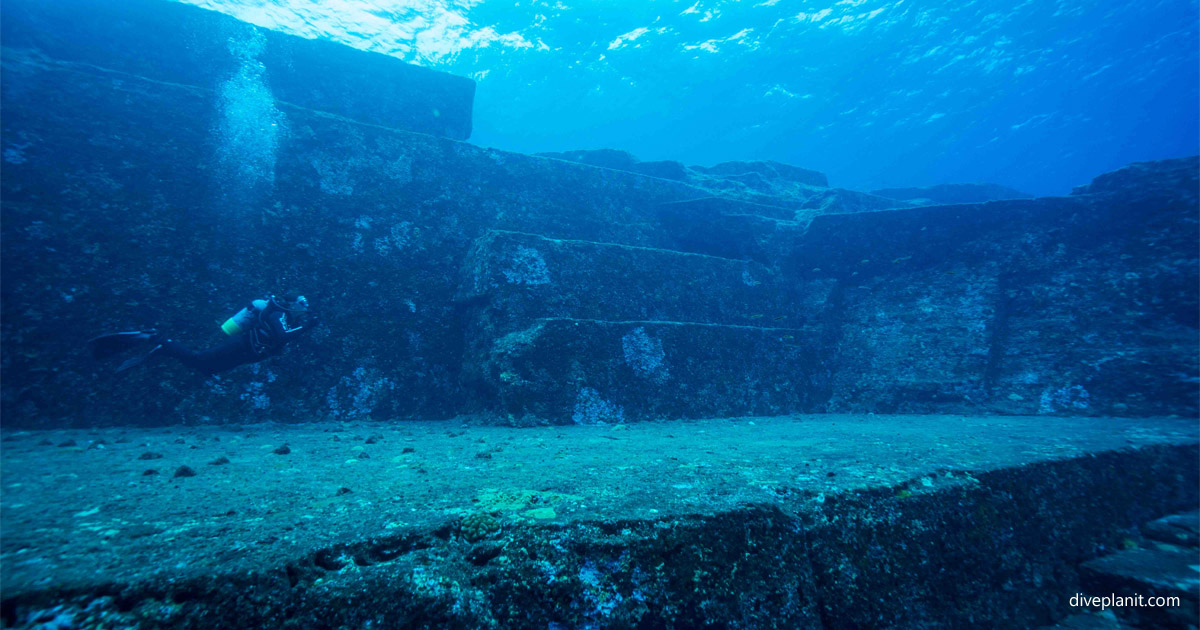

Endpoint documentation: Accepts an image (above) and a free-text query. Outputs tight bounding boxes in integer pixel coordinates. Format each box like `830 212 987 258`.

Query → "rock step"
652 197 806 265
1080 547 1200 629
482 318 826 423
1 419 1195 629
657 195 800 222
1143 511 1200 548
459 230 819 330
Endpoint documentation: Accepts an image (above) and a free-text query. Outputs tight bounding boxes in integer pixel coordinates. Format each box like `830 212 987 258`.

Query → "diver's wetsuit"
156 307 309 375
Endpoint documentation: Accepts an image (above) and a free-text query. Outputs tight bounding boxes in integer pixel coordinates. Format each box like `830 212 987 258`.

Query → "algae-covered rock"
1 0 1196 430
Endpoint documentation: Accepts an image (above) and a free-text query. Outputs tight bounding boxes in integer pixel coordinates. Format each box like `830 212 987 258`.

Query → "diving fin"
88 330 158 360
114 345 161 373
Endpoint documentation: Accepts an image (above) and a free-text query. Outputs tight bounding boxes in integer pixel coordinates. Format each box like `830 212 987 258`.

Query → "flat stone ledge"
2 415 1195 600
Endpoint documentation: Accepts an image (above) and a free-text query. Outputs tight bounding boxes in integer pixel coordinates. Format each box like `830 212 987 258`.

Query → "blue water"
184 0 1199 195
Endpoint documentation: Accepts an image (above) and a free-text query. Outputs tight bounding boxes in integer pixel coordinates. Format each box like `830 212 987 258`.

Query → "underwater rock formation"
460 157 1200 423
694 159 830 188
537 148 873 211
535 149 649 173
0 416 1196 629
2 3 1196 630
536 149 688 181
539 150 830 189
0 0 475 141
871 182 1034 206
458 231 826 422
797 156 1199 417
1072 157 1200 198
1 0 1197 428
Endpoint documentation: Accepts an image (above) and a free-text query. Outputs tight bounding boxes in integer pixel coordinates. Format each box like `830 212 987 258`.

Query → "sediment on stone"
1 415 1195 629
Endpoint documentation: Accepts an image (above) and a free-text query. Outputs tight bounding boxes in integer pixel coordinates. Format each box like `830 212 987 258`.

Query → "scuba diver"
88 293 317 375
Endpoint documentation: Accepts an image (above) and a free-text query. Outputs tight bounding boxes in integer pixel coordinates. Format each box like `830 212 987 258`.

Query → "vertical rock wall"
794 170 1199 417
0 0 777 426
1 0 476 140
1 0 1196 427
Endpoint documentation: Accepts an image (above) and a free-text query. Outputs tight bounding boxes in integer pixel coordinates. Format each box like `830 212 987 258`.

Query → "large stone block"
457 231 839 421
4 24 838 427
793 181 1199 417
458 230 809 330
825 269 998 413
1071 156 1199 198
482 318 826 423
654 197 807 265
871 182 1033 205
0 40 730 427
695 160 829 188
1 0 475 139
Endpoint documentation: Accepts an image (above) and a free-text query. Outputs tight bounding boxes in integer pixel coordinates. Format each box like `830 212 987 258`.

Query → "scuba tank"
221 299 269 335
